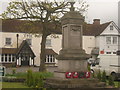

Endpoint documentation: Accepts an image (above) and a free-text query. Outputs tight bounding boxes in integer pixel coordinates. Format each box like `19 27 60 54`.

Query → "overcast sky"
0 0 120 25
86 0 119 25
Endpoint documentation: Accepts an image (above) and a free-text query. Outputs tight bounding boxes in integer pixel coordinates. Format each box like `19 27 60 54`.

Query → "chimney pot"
93 19 100 25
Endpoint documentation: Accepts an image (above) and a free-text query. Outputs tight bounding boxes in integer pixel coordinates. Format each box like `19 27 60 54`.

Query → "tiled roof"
45 49 58 55
0 47 57 55
2 19 62 34
2 19 37 33
1 19 112 36
16 40 36 57
0 48 17 54
83 22 111 36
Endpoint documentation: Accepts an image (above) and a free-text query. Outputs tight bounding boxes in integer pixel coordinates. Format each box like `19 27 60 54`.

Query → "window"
45 55 55 63
5 38 11 45
46 39 51 47
5 54 7 62
113 52 116 54
113 37 117 44
26 39 32 45
106 36 118 44
12 54 15 62
9 54 11 62
106 52 111 54
1 54 15 62
110 25 113 30
1 54 4 62
106 37 111 44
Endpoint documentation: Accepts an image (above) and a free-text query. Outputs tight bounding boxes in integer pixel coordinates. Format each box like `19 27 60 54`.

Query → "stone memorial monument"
55 2 90 78
45 2 106 89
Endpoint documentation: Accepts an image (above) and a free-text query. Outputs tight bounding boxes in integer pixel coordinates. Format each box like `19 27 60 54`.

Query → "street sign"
0 66 5 77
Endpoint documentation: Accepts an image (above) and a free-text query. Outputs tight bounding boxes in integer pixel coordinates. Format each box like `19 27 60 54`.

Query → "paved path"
6 66 58 74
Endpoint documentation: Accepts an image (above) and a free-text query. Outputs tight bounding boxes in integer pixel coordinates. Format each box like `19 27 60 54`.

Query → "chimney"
93 19 100 25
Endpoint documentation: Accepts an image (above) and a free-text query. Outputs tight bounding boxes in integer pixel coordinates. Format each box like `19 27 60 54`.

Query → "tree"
1 0 88 71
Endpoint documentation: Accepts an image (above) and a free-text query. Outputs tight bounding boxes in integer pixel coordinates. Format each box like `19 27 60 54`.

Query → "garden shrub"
26 70 53 88
108 75 114 86
32 75 38 88
87 64 91 71
101 70 107 82
97 70 101 81
92 71 95 78
118 82 120 88
26 69 33 87
32 75 44 88
12 68 16 75
3 77 25 82
36 74 44 88
6 72 27 79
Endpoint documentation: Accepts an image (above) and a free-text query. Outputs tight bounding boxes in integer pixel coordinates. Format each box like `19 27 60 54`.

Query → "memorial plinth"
45 78 106 88
45 2 106 89
54 8 90 78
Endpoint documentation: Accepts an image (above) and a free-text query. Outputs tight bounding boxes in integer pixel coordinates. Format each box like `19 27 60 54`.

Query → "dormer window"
110 25 113 30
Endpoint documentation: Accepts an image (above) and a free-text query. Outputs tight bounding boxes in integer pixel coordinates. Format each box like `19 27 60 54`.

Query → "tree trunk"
39 32 48 72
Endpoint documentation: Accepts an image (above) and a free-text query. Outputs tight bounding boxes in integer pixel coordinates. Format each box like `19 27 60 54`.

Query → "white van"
91 55 120 80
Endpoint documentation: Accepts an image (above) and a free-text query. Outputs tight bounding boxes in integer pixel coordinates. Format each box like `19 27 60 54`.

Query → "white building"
0 19 120 68
90 19 120 65
0 19 62 67
118 1 120 28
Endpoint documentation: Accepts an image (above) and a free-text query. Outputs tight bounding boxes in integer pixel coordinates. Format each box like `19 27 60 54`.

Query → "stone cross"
69 2 75 11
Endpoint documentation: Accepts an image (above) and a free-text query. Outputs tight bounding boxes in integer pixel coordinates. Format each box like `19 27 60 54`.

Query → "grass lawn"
2 71 53 89
2 82 30 88
114 81 120 88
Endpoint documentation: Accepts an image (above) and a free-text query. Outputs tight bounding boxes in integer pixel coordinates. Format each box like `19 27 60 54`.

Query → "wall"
100 23 119 35
1 32 41 66
118 36 120 50
118 1 120 28
95 36 100 48
100 22 119 53
1 31 97 66
1 32 24 48
46 35 62 54
1 32 62 66
83 36 96 54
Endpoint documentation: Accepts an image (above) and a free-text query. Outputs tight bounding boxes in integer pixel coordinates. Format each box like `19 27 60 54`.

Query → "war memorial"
45 2 106 89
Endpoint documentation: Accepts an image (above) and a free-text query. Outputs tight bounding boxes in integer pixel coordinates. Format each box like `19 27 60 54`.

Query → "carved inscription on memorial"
69 25 82 49
70 25 81 36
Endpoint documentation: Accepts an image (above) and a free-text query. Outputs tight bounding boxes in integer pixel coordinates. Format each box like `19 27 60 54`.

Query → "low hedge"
2 77 26 82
